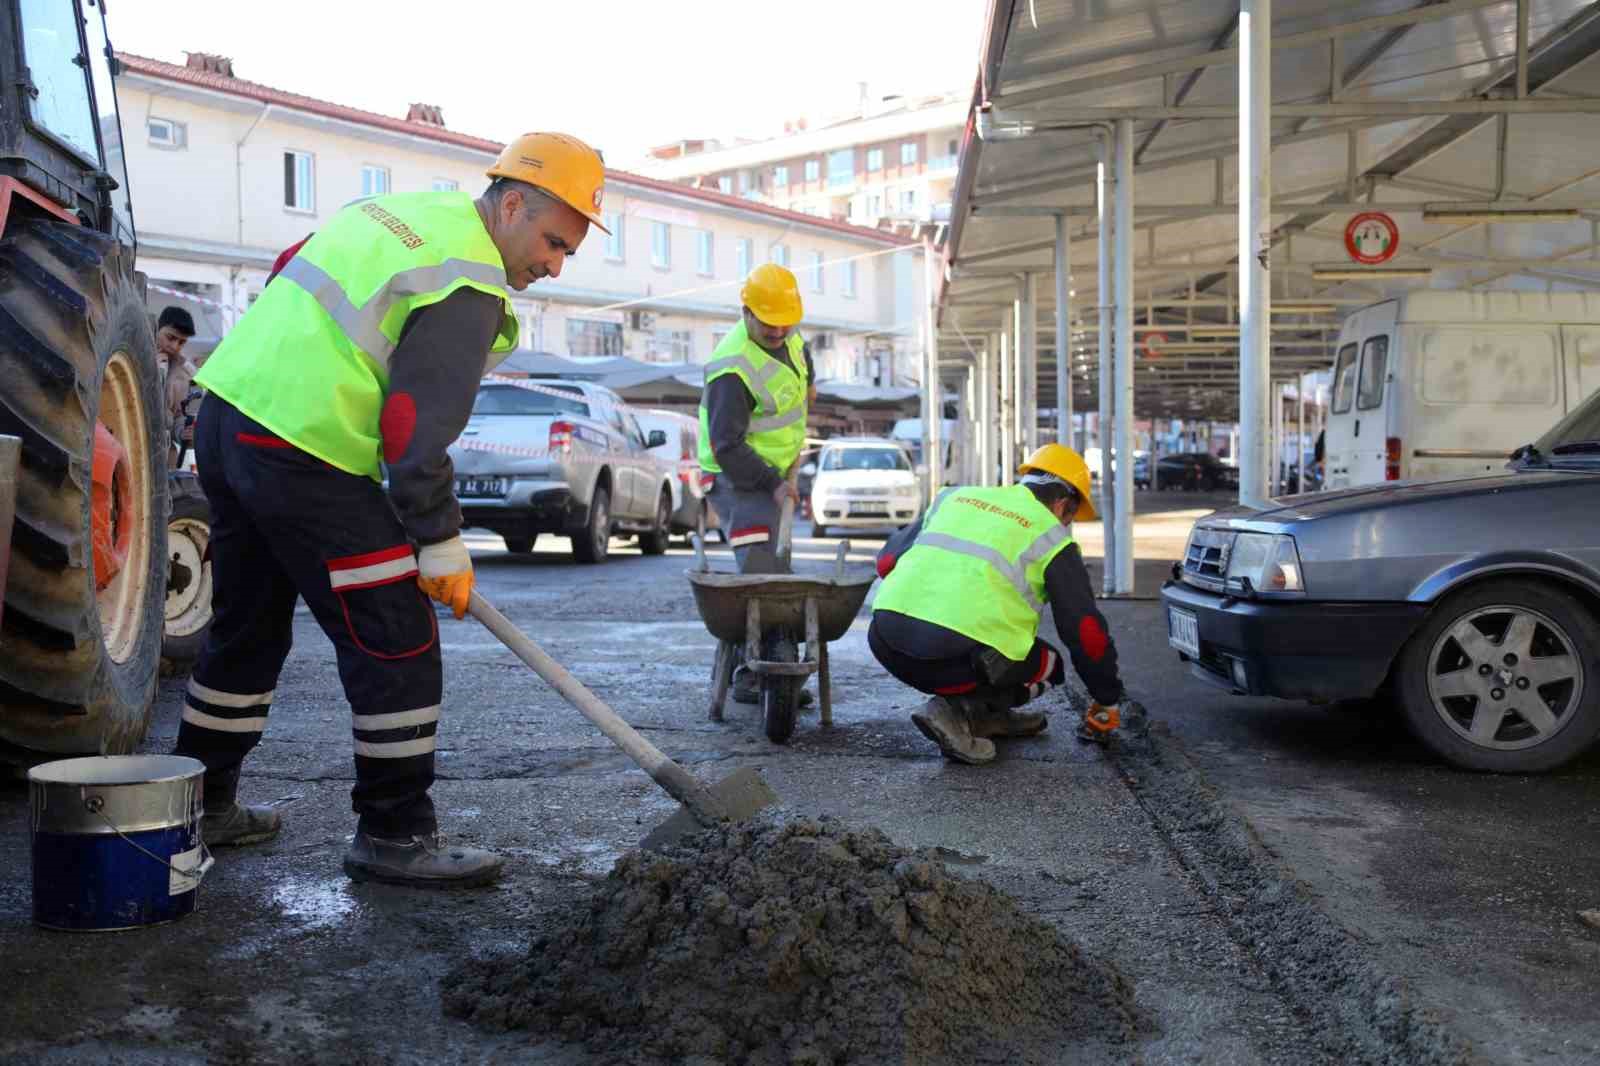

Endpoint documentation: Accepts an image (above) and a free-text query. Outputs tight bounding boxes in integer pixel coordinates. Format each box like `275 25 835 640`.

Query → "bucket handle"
84 795 215 889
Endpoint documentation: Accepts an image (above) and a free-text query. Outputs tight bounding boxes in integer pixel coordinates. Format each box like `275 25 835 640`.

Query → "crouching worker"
869 444 1133 764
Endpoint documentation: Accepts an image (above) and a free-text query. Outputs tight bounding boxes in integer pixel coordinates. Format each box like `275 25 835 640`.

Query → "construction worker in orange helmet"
870 443 1146 764
174 133 607 888
696 263 818 703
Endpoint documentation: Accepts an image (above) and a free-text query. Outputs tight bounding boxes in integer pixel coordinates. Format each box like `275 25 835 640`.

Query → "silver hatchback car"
1162 388 1600 774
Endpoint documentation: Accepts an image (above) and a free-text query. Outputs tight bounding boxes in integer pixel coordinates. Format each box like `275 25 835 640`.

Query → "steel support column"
1296 374 1306 493
1113 118 1136 595
1054 213 1072 447
922 236 941 504
1000 330 1015 485
1239 0 1273 507
1096 148 1116 595
1019 272 1037 455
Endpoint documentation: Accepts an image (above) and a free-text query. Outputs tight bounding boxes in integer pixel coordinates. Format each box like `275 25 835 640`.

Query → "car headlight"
894 484 918 498
1225 533 1304 593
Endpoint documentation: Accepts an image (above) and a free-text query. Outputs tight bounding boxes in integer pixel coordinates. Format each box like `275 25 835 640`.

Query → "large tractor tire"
162 471 212 671
0 220 167 757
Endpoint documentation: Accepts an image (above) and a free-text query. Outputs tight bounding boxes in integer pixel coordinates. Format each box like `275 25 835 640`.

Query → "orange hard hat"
487 132 610 234
740 263 804 327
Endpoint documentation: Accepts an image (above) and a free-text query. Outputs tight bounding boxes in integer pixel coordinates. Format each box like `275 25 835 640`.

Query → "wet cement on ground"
444 817 1143 1065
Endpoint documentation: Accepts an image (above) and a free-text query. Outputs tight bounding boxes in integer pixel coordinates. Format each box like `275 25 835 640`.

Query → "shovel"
467 590 778 851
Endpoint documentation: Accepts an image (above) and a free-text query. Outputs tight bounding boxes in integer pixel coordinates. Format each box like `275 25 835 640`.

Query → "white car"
807 438 922 537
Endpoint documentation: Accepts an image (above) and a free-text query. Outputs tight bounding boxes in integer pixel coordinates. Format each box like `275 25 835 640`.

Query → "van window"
1331 343 1358 414
1356 336 1389 411
1420 329 1557 405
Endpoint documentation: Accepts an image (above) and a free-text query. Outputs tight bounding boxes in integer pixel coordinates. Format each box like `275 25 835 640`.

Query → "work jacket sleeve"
1044 543 1126 706
875 517 923 579
706 374 784 493
382 287 504 547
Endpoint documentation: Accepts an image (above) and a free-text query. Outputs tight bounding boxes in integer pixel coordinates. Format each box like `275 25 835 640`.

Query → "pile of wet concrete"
443 817 1143 1065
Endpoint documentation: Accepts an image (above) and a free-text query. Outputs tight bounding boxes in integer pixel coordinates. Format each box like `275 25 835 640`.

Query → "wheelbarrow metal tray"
687 570 875 645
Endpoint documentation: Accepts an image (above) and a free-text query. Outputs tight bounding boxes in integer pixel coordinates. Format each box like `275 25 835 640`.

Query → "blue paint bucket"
28 755 213 931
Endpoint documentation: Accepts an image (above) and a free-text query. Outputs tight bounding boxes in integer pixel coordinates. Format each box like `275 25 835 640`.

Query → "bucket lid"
28 754 206 787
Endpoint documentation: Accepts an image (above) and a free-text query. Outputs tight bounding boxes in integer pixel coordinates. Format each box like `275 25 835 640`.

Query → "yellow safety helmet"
487 132 610 234
1018 443 1098 522
740 263 804 327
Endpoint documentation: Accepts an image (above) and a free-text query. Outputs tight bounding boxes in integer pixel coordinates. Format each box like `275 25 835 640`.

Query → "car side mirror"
646 429 667 448
915 463 929 478
800 462 817 478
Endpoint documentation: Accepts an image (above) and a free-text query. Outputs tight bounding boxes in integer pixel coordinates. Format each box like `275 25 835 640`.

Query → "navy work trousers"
173 395 443 837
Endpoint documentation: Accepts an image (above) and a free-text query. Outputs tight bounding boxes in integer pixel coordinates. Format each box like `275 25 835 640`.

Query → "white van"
1324 292 1600 488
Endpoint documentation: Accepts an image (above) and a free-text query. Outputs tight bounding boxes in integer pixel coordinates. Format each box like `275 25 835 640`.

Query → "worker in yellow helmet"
870 444 1144 764
175 133 607 887
697 263 817 702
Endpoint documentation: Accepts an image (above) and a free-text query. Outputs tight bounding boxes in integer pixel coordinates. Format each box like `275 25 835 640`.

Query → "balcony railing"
927 154 959 173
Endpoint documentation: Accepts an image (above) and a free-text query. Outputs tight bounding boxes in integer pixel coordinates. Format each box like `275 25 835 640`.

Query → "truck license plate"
849 502 888 516
1168 607 1200 657
456 477 507 498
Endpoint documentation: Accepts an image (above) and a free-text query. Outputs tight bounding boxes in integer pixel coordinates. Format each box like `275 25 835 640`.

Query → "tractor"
0 0 207 762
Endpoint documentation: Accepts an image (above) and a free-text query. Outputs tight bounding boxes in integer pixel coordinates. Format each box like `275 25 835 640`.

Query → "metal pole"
1114 118 1136 596
1296 373 1306 493
977 340 992 486
1272 383 1285 497
922 236 941 505
1020 272 1037 455
1054 214 1072 447
1012 286 1026 465
999 330 1015 485
1096 146 1115 595
1239 0 1273 507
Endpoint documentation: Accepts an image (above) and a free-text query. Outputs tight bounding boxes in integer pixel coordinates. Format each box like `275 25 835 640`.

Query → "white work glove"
417 536 473 619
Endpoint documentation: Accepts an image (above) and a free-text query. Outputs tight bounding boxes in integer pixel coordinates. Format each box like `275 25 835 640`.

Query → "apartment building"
114 53 923 384
638 90 966 231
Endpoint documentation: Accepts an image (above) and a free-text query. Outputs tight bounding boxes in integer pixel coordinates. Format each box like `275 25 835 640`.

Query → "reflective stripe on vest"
194 191 517 480
872 484 1075 661
697 320 809 476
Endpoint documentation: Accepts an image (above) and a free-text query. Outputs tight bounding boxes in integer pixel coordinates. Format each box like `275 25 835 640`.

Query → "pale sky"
107 1 989 164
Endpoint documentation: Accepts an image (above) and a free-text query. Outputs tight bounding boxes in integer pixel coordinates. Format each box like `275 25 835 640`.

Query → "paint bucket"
28 755 213 931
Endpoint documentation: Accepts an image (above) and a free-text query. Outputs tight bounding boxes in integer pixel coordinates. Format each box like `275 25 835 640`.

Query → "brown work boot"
343 830 503 889
201 802 282 847
911 697 996 765
968 700 1049 739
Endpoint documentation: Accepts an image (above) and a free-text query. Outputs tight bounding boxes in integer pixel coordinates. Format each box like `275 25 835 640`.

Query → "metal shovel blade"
639 765 778 852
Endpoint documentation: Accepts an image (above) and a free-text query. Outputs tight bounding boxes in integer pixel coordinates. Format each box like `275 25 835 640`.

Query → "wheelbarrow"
688 501 875 743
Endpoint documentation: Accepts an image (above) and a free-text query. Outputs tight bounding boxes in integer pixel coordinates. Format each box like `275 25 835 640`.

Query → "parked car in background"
1161 384 1600 774
634 408 713 540
449 379 676 564
1155 452 1236 491
1133 453 1151 490
808 438 921 536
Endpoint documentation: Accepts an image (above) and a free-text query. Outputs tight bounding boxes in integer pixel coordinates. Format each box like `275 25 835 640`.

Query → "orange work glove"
1084 702 1121 735
417 536 473 619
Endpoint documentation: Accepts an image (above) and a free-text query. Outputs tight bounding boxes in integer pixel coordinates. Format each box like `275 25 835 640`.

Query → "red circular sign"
1344 212 1400 265
1143 331 1167 359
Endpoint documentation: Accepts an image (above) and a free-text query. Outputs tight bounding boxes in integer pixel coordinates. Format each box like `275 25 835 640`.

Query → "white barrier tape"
146 282 248 315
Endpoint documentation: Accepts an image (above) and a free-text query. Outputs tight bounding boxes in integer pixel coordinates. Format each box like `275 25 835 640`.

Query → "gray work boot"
343 830 504 889
910 697 996 765
201 802 282 847
969 701 1049 739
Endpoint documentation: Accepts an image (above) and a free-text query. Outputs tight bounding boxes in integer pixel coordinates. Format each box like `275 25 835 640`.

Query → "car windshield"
472 385 589 418
1531 387 1600 460
821 446 910 472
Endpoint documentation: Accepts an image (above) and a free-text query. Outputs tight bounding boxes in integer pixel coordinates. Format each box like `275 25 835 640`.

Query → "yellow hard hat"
740 263 804 327
487 132 610 234
1018 443 1098 522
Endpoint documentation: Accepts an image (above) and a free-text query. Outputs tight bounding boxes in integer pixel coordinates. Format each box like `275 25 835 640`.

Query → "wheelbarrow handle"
777 495 795 569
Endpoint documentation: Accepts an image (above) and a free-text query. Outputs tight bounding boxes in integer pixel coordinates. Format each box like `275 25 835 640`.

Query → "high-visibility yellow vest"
696 320 808 477
195 191 518 480
873 484 1075 660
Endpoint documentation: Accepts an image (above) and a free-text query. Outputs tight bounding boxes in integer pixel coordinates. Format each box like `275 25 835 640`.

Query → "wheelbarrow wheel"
761 630 800 744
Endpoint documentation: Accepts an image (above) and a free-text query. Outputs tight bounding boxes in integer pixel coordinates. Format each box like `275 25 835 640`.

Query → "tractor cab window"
19 0 98 164
83 0 134 244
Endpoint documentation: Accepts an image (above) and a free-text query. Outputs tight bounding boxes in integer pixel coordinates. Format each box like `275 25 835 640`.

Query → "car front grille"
838 486 887 497
1183 528 1234 587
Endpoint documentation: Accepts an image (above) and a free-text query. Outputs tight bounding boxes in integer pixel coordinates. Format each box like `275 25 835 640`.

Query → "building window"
842 260 857 299
773 165 788 188
651 221 671 268
717 175 733 194
867 194 882 217
432 178 459 192
361 165 390 197
900 188 918 213
284 150 315 212
649 329 693 362
736 238 752 278
603 212 625 261
900 141 919 165
803 159 820 183
696 230 714 276
567 319 624 357
808 251 824 294
866 147 883 172
147 117 186 149
772 243 790 268
827 148 855 189
738 170 751 195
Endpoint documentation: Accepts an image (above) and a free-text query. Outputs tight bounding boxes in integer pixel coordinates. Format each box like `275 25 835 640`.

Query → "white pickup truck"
448 378 677 564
